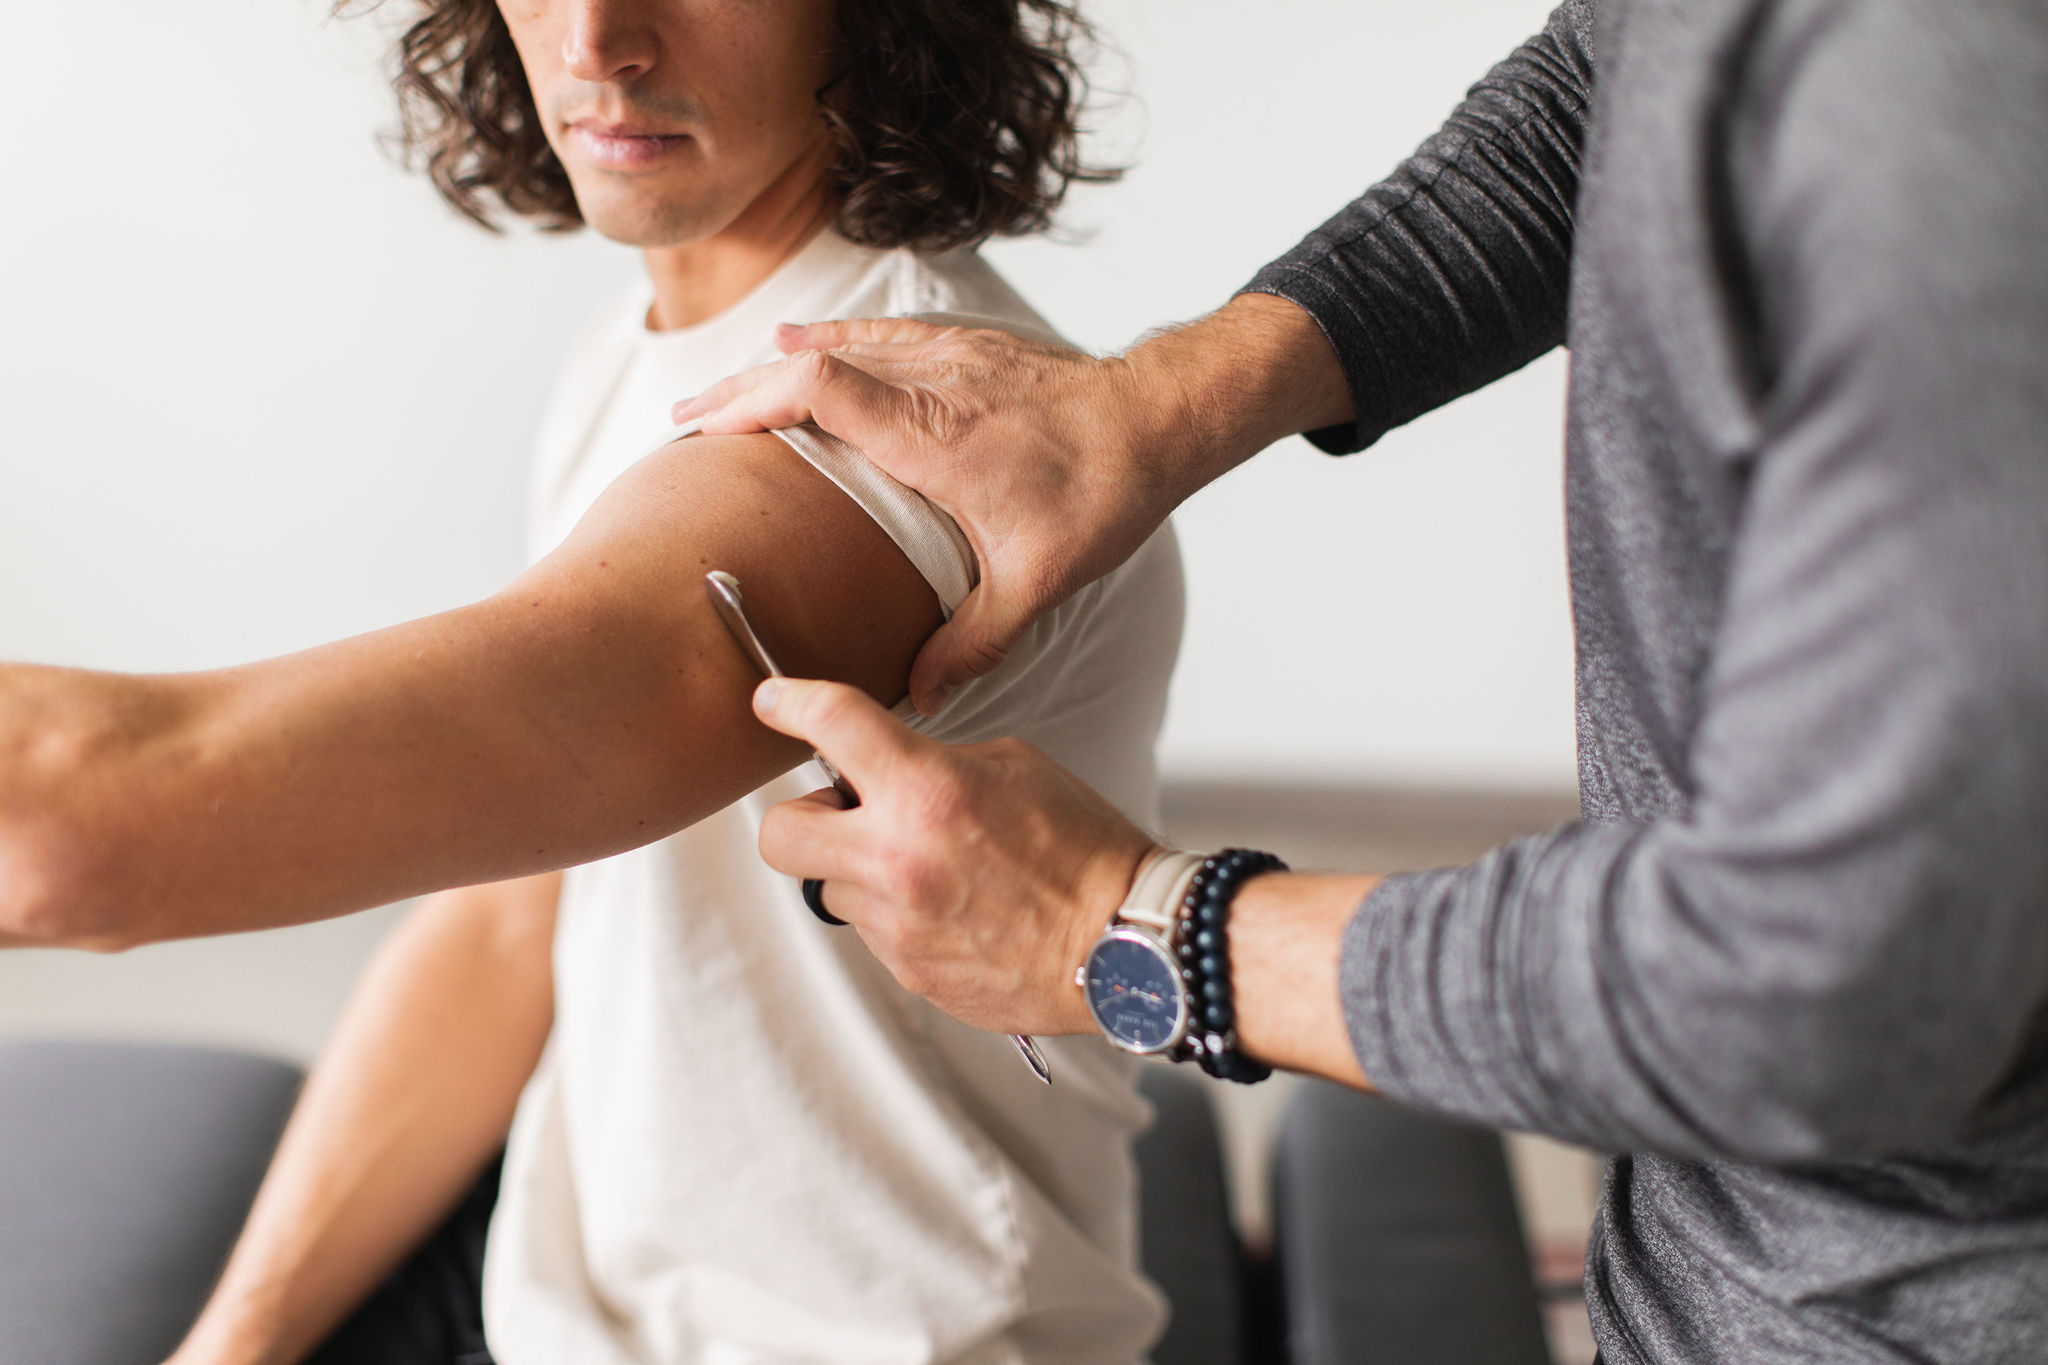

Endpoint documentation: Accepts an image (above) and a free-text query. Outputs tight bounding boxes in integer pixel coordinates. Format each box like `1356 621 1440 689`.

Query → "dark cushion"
1271 1083 1549 1365
0 1039 303 1365
1134 1064 1241 1365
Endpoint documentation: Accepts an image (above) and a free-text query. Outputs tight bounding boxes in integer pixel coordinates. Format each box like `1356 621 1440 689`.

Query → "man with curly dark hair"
0 2 1184 1363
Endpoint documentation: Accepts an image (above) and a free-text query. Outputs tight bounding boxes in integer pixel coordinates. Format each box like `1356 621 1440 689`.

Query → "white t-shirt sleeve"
770 423 978 618
632 414 1125 745
639 417 977 620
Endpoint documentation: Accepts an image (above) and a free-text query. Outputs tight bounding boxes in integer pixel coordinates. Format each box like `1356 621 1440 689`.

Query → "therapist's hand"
750 676 1158 1036
752 676 1377 1086
676 293 1351 714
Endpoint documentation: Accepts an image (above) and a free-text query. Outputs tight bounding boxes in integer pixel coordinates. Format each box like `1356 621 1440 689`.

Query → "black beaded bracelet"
1173 848 1286 1084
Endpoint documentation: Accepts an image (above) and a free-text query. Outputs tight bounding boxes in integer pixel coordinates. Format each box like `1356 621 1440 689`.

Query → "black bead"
1202 978 1229 1003
1194 927 1222 954
1180 966 1198 985
1176 939 1198 962
1197 901 1224 927
1197 953 1225 979
1204 1002 1234 1031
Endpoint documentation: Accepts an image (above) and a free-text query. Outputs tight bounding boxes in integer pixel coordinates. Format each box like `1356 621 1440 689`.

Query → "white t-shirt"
483 230 1184 1365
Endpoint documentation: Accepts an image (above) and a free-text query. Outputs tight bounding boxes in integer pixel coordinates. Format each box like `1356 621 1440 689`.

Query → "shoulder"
835 245 1066 346
1731 0 2048 269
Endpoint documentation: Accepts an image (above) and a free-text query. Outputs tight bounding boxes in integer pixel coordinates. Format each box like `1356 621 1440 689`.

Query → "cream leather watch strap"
1113 850 1206 935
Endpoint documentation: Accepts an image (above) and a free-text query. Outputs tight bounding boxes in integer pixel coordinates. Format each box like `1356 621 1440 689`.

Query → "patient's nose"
561 0 658 85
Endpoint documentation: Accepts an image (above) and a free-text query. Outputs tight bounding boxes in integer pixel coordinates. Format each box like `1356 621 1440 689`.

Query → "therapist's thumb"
752 678 928 782
906 582 1044 715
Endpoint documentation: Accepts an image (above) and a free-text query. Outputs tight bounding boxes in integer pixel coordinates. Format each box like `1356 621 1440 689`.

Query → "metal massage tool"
705 571 1052 1084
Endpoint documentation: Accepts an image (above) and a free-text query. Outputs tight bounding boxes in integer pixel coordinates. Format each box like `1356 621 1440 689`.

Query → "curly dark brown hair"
361 0 1119 251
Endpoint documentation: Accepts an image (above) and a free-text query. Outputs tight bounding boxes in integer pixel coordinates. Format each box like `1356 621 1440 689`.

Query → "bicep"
498 429 943 824
122 434 940 938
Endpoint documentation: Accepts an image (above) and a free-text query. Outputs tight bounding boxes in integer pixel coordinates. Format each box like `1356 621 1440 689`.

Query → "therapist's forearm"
1114 292 1354 504
1230 872 1376 1088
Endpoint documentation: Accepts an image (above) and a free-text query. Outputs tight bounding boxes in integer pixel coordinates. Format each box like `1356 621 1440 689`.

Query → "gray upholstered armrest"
1271 1083 1549 1365
1133 1064 1241 1365
0 1039 303 1365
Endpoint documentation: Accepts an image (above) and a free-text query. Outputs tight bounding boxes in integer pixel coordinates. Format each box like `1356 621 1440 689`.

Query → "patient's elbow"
0 831 120 950
0 809 146 952
0 680 150 952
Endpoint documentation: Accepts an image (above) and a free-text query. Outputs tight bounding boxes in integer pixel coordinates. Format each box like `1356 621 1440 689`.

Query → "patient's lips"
566 120 691 170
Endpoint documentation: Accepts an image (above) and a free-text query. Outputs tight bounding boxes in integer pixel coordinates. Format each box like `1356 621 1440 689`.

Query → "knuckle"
791 349 838 388
904 387 961 444
956 634 1011 676
984 735 1031 764
802 681 857 733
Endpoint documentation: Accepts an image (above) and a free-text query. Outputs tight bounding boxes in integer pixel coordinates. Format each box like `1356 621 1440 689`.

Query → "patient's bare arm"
0 433 941 949
168 874 559 1365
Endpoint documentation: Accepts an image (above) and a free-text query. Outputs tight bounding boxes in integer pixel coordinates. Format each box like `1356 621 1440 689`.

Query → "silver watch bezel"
1079 925 1191 1056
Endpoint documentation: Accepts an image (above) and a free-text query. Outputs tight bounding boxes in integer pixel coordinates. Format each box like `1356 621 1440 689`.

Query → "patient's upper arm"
460 430 946 863
84 431 950 941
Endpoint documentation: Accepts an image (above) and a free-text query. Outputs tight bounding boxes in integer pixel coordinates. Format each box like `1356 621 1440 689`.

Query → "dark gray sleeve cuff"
1236 268 1387 456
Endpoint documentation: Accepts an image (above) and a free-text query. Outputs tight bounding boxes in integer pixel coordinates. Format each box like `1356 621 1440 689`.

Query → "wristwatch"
1075 850 1206 1056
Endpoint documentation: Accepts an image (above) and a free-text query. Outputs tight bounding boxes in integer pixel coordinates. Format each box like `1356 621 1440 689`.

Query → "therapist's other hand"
678 318 1179 715
750 676 1157 1037
675 294 1351 715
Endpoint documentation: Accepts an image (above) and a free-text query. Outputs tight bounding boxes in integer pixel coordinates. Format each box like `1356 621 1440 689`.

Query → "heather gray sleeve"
1342 6 2048 1164
1241 1 1596 454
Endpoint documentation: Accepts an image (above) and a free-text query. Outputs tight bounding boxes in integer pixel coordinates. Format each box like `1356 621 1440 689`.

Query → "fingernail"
755 678 783 716
775 322 803 335
919 683 954 716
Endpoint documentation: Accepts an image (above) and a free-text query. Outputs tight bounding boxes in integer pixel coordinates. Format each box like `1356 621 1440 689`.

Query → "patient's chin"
574 183 726 251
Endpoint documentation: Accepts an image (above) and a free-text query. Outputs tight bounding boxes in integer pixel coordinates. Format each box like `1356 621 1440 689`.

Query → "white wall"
988 0 1575 788
1 3 637 677
3 0 1571 781
0 0 1569 1059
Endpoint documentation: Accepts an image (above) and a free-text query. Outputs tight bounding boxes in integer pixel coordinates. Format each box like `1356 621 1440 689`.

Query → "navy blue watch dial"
1083 930 1188 1054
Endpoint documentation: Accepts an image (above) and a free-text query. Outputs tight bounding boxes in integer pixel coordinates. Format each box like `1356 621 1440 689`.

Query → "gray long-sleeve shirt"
1245 1 2048 1360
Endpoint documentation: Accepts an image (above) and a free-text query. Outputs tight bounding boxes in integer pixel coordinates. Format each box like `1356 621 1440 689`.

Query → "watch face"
1083 929 1188 1054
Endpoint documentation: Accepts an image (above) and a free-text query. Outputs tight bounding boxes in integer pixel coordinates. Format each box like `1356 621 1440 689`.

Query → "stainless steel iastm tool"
705 570 1052 1085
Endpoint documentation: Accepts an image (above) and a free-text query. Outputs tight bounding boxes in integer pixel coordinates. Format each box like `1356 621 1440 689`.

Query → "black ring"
801 878 847 926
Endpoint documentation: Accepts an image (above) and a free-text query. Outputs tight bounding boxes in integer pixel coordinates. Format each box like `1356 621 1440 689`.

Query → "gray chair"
1270 1081 1551 1365
0 1041 1553 1365
1134 1065 1241 1365
0 1039 303 1365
